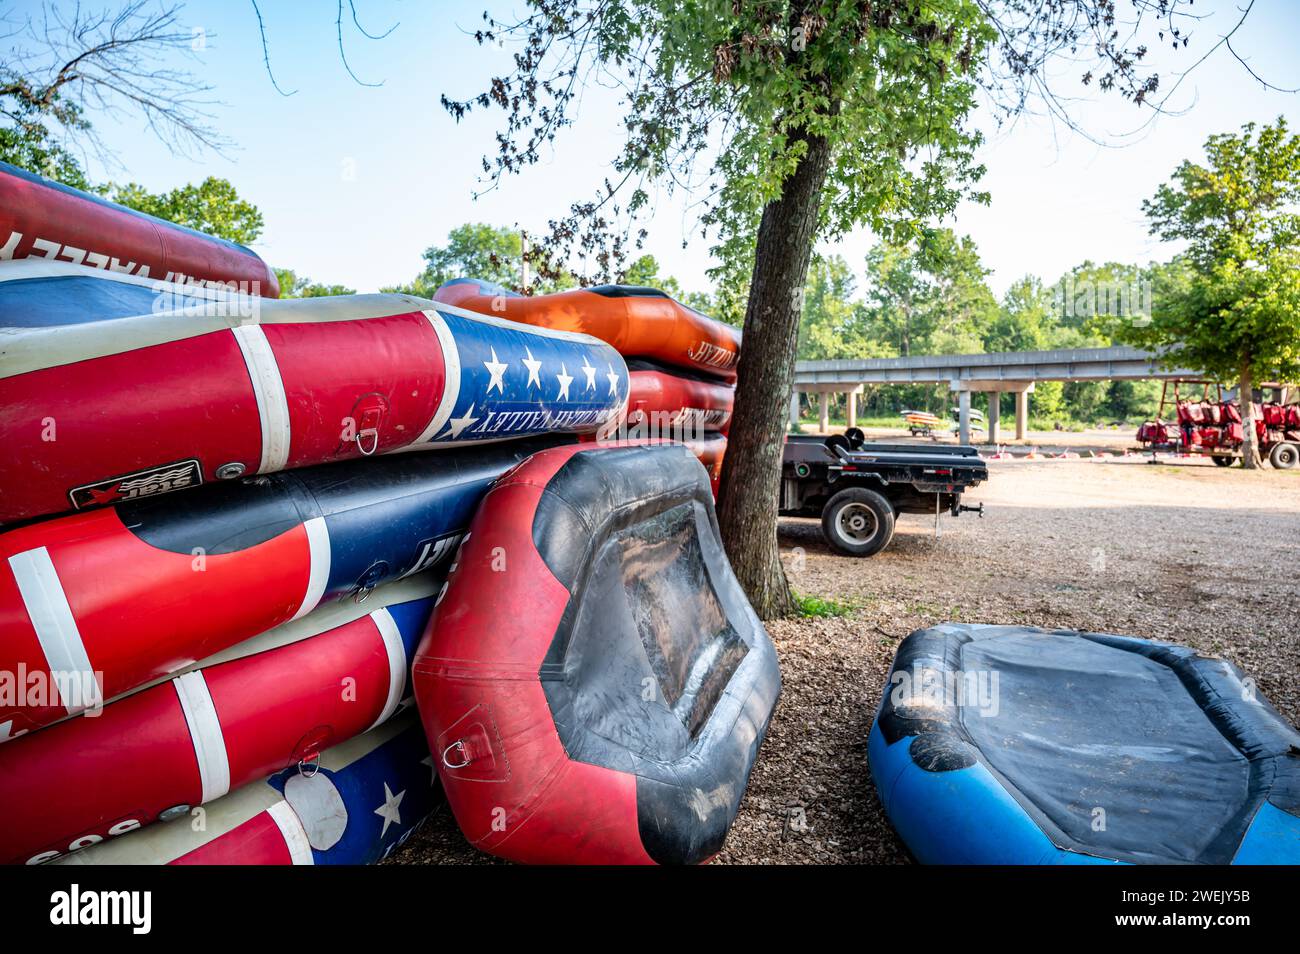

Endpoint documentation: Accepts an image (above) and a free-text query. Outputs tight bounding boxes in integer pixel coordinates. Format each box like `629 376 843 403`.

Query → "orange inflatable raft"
434 278 741 382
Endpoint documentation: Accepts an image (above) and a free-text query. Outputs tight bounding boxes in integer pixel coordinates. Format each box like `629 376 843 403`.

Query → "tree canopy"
384 223 577 297
103 177 265 245
273 268 356 299
1122 118 1300 467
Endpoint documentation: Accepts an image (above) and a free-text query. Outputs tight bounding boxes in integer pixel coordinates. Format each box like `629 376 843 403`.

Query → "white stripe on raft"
172 671 231 803
265 800 315 865
290 517 331 621
367 608 406 731
7 547 98 715
230 324 291 473
414 309 461 444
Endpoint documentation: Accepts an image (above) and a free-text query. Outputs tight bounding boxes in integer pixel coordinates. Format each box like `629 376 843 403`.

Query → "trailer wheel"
1212 455 1235 467
1269 442 1299 470
821 488 895 557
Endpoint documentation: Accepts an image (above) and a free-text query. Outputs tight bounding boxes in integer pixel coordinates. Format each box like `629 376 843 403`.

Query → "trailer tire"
1269 442 1299 470
822 488 895 557
1212 455 1235 467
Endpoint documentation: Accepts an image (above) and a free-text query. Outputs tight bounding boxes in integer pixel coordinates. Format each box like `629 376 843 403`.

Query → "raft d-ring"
356 428 379 456
353 585 373 605
442 740 472 770
297 755 321 779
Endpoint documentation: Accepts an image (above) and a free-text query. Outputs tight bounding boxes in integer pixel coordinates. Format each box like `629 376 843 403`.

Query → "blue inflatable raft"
869 624 1300 864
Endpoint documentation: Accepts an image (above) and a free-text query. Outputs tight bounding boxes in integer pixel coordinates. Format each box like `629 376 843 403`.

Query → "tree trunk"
717 131 833 619
1240 356 1260 469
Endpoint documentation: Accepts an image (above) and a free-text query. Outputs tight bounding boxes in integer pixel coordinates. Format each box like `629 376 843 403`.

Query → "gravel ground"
390 457 1300 865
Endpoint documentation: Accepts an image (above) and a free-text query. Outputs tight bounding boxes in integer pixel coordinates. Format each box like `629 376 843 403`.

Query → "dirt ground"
391 456 1300 865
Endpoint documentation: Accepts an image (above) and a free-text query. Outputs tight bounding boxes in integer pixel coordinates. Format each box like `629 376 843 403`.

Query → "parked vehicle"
1135 379 1299 469
780 429 988 556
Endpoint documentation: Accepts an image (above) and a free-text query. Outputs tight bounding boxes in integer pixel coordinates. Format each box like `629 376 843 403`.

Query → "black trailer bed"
781 434 989 556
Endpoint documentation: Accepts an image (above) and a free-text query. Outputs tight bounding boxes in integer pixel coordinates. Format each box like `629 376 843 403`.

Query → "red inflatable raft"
0 439 562 737
434 277 741 381
1 579 434 865
0 160 279 295
684 432 727 497
413 442 780 864
51 711 437 866
0 263 625 524
626 362 734 433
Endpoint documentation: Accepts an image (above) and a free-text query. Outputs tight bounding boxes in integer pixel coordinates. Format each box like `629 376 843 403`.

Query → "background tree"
384 223 577 297
103 177 264 245
798 255 880 360
0 2 227 162
0 93 89 187
1123 118 1300 468
444 0 1250 617
273 267 355 298
620 254 683 297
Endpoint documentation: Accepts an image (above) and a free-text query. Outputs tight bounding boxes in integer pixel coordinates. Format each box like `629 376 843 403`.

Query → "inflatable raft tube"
0 437 566 736
413 442 780 864
0 161 279 295
625 360 734 432
2 578 435 865
0 262 627 524
869 624 1300 864
683 432 727 498
52 709 436 865
576 433 726 496
434 277 740 381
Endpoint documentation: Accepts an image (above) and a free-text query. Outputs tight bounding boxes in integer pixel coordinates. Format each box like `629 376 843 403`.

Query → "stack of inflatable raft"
0 163 778 866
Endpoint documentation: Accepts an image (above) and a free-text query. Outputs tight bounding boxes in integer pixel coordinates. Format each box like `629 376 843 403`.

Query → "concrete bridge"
792 345 1196 444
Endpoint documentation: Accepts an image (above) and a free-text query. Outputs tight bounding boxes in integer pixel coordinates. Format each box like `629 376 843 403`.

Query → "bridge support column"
846 390 858 428
789 391 801 430
819 392 830 433
986 393 1000 444
957 389 971 446
1015 390 1029 440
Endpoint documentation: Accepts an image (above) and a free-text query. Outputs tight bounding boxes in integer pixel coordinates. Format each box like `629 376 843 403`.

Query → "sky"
43 0 1300 298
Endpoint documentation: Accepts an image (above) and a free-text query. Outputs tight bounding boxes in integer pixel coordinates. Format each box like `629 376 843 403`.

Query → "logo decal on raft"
69 459 203 510
1 230 248 291
686 340 738 369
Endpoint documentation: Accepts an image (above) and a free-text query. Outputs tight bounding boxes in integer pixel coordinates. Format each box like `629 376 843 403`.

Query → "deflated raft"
433 277 741 382
0 262 626 524
869 624 1300 865
2 579 434 866
0 160 279 295
413 442 780 864
0 437 566 736
52 710 436 866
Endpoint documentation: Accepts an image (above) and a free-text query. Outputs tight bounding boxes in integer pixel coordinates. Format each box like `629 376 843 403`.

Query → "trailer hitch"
950 501 985 518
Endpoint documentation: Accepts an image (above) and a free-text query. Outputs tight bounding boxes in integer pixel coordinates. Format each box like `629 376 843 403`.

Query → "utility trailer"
780 429 988 557
1135 379 1300 469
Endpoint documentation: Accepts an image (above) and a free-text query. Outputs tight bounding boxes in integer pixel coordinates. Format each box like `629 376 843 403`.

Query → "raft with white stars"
434 277 741 382
51 708 437 865
3 577 436 866
0 261 628 524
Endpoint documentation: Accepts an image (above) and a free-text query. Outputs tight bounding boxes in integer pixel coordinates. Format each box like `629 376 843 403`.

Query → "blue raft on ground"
869 624 1300 865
